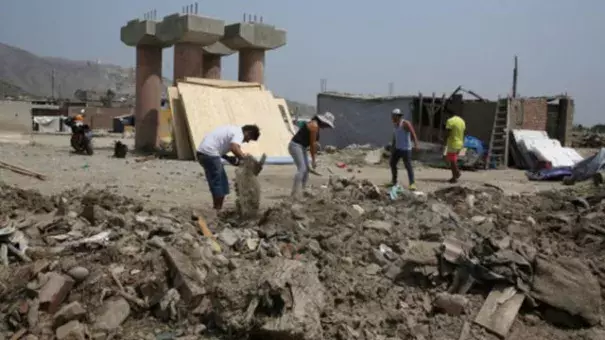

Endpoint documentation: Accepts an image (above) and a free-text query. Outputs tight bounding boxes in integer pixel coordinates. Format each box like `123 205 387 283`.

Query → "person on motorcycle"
73 114 85 127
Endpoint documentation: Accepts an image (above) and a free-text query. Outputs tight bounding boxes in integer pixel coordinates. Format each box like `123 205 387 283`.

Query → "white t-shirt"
197 125 244 157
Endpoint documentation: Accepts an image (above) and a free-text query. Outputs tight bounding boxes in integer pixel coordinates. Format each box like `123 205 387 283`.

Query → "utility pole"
388 82 394 96
51 69 56 100
512 56 518 98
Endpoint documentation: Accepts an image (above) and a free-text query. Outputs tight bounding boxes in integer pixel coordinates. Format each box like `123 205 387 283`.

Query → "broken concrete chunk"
54 301 86 328
56 320 86 340
402 240 440 266
66 267 89 282
162 246 206 307
93 297 130 331
364 220 392 233
531 256 602 327
218 228 239 247
474 285 525 338
38 272 75 313
433 293 468 316
154 288 181 321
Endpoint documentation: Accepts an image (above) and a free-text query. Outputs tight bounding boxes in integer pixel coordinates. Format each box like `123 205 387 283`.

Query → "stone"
54 301 86 327
364 149 382 165
66 267 89 282
364 220 392 233
93 297 130 331
217 228 239 247
154 289 180 321
531 256 602 327
56 320 86 340
365 264 382 275
471 216 487 224
433 293 468 315
38 272 75 313
162 246 206 306
212 254 230 267
351 204 365 217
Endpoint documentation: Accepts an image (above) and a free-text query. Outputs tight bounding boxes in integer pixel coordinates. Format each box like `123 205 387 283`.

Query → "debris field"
1 176 605 340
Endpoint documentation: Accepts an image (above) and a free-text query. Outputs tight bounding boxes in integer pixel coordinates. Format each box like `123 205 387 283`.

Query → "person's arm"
402 121 419 148
229 143 246 160
308 122 319 166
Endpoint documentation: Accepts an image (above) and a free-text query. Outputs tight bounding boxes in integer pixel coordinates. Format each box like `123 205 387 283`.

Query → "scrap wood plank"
474 285 525 338
196 216 222 253
0 161 46 180
167 86 194 160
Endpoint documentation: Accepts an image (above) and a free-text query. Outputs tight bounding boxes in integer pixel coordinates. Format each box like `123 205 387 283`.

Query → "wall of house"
0 100 33 132
461 101 497 144
68 107 132 131
316 93 413 148
510 98 549 131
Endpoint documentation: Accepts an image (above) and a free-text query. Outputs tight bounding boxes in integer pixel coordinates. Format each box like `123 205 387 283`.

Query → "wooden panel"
273 97 296 135
177 81 292 158
167 86 194 160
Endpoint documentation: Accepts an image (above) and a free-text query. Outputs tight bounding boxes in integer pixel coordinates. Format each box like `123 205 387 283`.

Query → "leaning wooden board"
167 86 194 160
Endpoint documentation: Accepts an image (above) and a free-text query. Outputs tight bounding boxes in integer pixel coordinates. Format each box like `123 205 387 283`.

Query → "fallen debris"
0 160 46 180
474 285 525 338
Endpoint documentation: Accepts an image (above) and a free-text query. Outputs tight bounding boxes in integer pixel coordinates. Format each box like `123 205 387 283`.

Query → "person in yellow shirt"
444 110 466 183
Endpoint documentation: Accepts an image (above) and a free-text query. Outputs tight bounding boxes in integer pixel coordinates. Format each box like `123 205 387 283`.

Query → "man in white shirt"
197 124 261 211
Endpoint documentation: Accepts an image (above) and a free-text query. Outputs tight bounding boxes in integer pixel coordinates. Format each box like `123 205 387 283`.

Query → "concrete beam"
201 42 235 79
157 13 225 45
202 41 235 56
120 19 166 47
222 23 286 51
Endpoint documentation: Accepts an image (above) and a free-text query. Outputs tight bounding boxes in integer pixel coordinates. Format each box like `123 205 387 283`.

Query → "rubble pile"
1 180 605 340
572 131 605 148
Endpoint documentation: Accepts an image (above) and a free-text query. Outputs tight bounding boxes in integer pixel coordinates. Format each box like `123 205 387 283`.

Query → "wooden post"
429 92 436 142
417 92 424 141
438 93 446 142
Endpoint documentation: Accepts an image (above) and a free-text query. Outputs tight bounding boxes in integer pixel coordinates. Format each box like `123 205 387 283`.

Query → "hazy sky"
1 0 603 125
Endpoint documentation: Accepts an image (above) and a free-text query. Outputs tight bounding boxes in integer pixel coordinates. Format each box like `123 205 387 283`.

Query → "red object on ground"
336 162 347 168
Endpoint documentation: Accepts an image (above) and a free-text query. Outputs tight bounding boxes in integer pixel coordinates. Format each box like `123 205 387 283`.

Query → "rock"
38 272 75 313
218 228 239 247
471 216 487 224
365 263 382 275
402 241 440 266
54 301 86 327
66 267 89 282
56 320 86 340
531 256 602 327
154 289 180 321
364 149 382 165
93 297 130 331
526 216 537 226
364 220 392 233
370 249 390 266
162 246 207 307
305 239 322 255
433 293 468 316
212 254 230 267
351 204 365 217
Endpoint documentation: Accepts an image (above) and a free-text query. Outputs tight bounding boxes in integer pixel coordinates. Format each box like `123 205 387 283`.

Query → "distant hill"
0 42 315 113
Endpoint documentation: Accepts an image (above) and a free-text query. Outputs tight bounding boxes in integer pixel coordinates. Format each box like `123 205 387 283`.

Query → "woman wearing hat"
288 112 335 197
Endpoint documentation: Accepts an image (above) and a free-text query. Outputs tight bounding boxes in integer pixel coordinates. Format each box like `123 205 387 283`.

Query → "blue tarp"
569 148 605 182
526 166 573 181
464 135 486 157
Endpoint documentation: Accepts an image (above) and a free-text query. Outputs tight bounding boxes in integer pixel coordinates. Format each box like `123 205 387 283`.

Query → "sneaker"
408 183 417 191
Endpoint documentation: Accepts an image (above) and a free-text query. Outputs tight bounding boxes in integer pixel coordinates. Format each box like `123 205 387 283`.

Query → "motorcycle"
63 117 94 155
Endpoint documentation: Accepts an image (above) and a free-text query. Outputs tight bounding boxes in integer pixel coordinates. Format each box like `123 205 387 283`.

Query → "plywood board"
474 285 525 338
183 77 265 90
167 86 194 160
273 97 295 135
177 82 292 158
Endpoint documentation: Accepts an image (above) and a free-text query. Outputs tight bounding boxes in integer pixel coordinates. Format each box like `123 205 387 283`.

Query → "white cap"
392 108 402 115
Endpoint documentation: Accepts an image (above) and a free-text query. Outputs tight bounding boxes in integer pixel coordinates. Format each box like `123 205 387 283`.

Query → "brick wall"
510 98 548 131
68 107 132 131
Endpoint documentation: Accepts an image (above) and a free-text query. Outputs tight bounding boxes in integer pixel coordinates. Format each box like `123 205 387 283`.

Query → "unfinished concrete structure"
222 22 286 84
121 19 167 150
202 42 234 79
121 13 286 151
158 14 225 84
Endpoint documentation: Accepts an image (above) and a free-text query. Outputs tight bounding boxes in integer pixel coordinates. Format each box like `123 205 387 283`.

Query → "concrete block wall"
461 101 497 144
0 101 33 133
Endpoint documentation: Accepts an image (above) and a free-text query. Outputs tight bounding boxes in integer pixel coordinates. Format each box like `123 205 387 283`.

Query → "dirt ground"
0 135 563 212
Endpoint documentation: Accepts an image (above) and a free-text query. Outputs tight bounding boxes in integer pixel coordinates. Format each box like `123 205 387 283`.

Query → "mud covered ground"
0 136 561 213
1 172 605 339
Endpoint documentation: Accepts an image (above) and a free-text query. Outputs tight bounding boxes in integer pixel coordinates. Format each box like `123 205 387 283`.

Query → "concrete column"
173 42 204 84
135 45 163 151
558 98 574 146
222 22 286 84
238 49 265 83
202 53 222 79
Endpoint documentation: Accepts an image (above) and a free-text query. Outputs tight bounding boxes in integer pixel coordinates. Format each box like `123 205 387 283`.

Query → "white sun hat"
316 111 335 128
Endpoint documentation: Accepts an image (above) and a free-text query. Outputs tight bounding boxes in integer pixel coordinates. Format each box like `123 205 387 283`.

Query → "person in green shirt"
444 110 466 183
